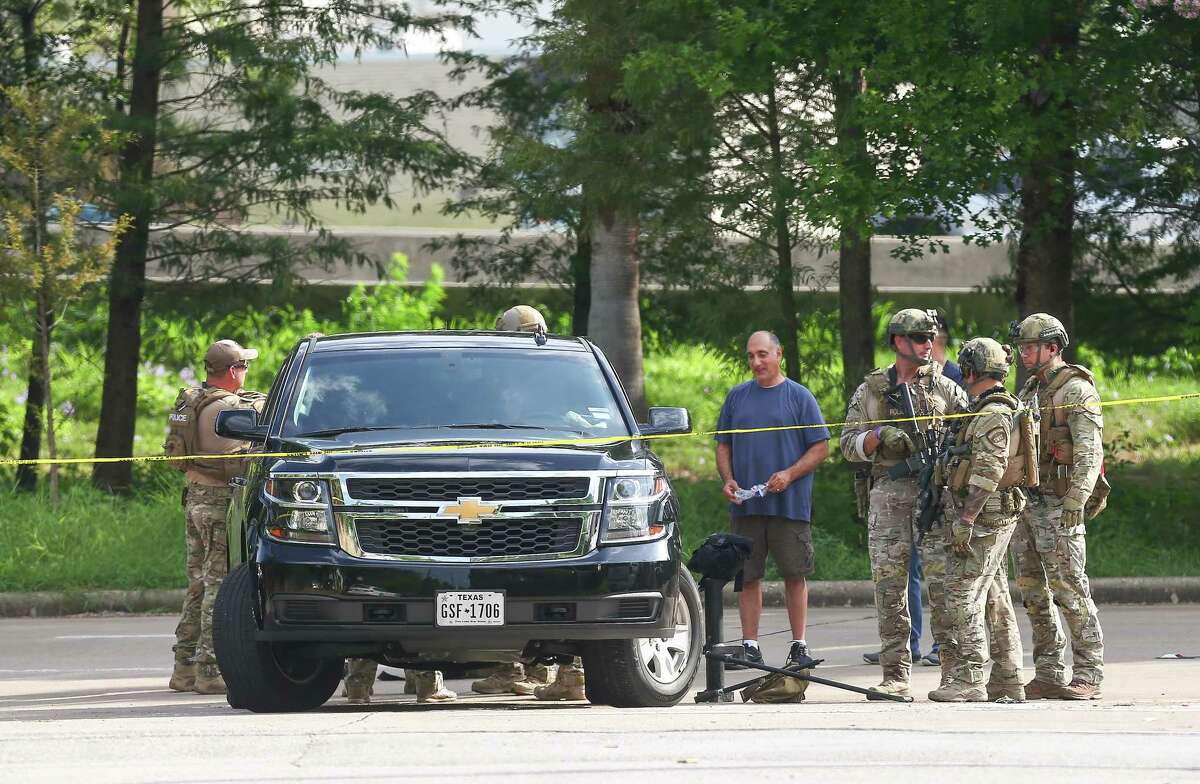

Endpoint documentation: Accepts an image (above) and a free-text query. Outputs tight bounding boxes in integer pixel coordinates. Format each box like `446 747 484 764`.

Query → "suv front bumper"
253 533 684 647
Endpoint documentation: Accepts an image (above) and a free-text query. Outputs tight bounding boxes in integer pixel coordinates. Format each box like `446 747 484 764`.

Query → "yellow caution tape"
2 391 1197 468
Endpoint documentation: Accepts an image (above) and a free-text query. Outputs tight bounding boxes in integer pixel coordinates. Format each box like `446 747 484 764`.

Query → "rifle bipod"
695 652 912 704
692 575 912 705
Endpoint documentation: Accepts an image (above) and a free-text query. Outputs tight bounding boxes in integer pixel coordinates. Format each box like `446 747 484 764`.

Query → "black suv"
211 331 702 711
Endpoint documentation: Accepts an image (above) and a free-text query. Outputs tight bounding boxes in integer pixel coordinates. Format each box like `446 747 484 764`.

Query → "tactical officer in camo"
165 339 264 695
929 338 1027 703
489 304 587 701
840 308 969 698
1009 313 1107 700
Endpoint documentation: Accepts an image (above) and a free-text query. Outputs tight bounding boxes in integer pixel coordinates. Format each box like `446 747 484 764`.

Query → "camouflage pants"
1011 497 1104 685
866 475 949 681
985 552 1023 687
940 516 1023 686
173 483 231 667
345 658 378 689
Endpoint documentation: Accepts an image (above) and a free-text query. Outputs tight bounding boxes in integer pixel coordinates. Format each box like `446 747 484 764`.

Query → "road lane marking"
54 634 175 640
0 667 166 674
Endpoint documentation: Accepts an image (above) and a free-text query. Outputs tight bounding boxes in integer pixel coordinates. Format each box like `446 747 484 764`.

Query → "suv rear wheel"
214 563 343 712
582 569 702 707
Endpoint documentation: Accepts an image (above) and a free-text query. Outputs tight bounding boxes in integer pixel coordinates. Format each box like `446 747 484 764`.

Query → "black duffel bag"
687 532 754 583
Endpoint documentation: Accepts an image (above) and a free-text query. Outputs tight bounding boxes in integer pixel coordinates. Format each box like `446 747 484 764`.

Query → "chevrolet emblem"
437 496 498 525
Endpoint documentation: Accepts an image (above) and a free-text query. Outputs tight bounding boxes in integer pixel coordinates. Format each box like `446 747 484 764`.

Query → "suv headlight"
265 477 328 505
600 473 669 544
264 476 336 545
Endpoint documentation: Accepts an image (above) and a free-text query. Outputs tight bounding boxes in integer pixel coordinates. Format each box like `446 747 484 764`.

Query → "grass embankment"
1 346 1197 592
0 481 182 592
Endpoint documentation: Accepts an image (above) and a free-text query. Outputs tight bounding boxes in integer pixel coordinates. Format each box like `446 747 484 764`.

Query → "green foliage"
341 255 447 333
0 480 183 592
1 298 1198 588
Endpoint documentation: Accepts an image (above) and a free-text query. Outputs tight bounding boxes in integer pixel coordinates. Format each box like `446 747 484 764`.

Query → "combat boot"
1023 678 1066 701
534 664 586 701
928 680 987 702
986 683 1026 702
1060 678 1102 700
168 660 196 692
867 678 912 699
193 663 226 695
415 671 457 703
511 663 555 696
404 669 419 694
344 683 372 705
471 663 525 695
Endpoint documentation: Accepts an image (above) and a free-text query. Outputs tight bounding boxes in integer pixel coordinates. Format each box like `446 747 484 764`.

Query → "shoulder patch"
985 427 1008 449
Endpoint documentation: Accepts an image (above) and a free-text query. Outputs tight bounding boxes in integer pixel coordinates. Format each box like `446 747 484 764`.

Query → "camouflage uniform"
344 658 377 703
1011 319 1106 696
173 483 232 671
841 312 968 694
932 338 1027 701
168 339 262 694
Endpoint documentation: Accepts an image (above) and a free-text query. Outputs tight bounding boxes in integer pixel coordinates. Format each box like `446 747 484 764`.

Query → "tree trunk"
833 69 874 401
571 183 592 336
1015 7 1079 383
588 206 646 419
15 325 46 491
571 225 592 336
765 75 801 382
1016 145 1075 343
839 225 873 399
14 0 46 492
93 0 164 493
37 291 58 504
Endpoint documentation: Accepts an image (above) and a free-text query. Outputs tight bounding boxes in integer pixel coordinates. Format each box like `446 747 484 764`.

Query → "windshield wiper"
297 426 403 438
444 423 551 431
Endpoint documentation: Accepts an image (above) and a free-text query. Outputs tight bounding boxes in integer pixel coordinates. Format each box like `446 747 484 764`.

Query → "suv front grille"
346 477 591 503
355 517 584 559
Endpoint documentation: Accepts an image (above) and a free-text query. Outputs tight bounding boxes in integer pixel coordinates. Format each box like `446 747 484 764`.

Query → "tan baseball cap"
204 339 258 371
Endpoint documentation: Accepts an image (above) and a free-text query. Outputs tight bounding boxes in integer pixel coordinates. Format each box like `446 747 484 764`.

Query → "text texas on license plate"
435 591 505 626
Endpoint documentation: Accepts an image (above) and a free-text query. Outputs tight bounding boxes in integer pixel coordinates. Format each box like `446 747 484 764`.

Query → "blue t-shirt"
715 378 830 522
942 359 964 388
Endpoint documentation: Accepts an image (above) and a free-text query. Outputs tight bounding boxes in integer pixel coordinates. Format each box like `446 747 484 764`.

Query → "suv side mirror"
639 406 691 437
215 409 268 442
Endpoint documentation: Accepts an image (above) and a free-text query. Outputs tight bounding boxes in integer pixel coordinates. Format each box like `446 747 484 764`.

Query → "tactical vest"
1023 363 1097 497
163 386 263 482
861 362 948 446
946 388 1038 494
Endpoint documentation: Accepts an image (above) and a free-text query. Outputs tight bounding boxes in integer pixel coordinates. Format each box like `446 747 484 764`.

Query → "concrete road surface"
2 606 1198 783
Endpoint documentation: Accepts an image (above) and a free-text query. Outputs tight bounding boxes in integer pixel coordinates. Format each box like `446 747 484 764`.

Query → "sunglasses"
231 361 250 369
905 334 933 345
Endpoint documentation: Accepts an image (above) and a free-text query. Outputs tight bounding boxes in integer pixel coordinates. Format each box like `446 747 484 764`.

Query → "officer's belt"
979 489 1022 518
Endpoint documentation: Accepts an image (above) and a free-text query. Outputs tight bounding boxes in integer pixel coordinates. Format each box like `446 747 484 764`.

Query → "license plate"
435 591 505 627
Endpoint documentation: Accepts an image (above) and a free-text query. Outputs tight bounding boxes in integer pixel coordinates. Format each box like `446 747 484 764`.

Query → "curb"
723 576 1200 608
0 589 186 618
2 577 1199 618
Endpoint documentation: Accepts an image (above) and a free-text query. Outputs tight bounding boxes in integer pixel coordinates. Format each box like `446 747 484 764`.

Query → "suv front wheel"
213 563 343 712
582 569 702 707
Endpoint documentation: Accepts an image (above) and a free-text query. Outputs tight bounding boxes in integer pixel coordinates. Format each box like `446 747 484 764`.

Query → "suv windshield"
283 347 629 440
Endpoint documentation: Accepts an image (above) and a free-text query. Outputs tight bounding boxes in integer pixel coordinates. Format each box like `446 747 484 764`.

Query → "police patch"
985 427 1007 449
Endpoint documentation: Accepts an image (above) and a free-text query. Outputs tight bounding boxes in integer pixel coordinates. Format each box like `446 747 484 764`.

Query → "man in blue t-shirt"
715 331 830 670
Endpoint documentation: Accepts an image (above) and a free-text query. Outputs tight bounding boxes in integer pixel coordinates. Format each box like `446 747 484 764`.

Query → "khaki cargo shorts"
731 515 814 581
